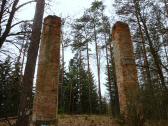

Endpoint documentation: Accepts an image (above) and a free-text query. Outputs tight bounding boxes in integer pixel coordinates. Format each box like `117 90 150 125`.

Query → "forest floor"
0 115 168 126
58 115 119 126
0 115 119 126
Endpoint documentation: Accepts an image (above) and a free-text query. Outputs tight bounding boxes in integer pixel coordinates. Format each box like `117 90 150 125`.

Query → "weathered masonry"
112 22 139 118
31 16 61 126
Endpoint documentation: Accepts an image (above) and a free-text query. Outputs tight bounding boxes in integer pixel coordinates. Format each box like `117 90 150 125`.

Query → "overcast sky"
18 0 114 19
16 0 116 96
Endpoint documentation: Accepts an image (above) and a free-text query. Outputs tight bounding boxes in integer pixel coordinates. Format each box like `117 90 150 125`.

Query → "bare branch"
8 31 31 37
11 20 33 29
16 0 36 11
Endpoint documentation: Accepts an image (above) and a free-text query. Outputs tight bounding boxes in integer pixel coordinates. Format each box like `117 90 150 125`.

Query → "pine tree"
61 53 99 114
71 1 110 113
0 57 21 118
104 53 120 117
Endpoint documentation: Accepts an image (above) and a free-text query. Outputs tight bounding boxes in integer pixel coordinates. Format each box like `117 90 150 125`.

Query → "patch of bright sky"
17 0 116 96
18 0 115 22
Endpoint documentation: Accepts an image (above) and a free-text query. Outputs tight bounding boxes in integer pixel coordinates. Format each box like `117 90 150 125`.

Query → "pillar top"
45 15 61 21
112 21 129 40
44 15 61 27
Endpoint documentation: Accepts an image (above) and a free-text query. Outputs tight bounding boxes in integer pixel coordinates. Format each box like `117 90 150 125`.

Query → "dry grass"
0 117 16 126
58 115 119 126
0 115 119 126
0 115 168 126
144 120 168 126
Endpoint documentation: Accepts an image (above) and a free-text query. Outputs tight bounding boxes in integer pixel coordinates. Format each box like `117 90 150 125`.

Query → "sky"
18 0 115 21
17 0 116 96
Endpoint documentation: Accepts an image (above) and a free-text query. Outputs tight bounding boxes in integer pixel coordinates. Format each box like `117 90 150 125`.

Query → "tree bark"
86 42 92 114
105 36 113 115
133 0 152 89
134 0 167 90
60 35 64 111
79 49 82 113
93 18 102 113
0 0 19 48
16 0 45 125
163 0 168 17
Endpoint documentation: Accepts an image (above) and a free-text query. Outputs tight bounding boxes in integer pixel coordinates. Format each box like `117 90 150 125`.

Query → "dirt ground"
0 115 168 126
0 115 119 126
58 115 119 126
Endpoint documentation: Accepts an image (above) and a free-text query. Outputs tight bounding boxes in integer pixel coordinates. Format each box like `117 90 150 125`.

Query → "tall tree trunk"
134 0 167 90
16 35 26 64
133 1 152 89
69 81 72 114
60 34 64 111
86 42 92 114
79 49 82 113
93 18 102 113
154 8 168 74
163 43 168 67
101 10 115 116
20 37 29 78
105 36 113 115
16 0 45 125
163 0 168 16
101 25 113 115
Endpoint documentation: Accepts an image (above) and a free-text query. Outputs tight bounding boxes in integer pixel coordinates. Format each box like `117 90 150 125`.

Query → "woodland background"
0 0 168 125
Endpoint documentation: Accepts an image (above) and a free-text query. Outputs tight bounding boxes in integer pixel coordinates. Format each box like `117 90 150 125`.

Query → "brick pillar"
112 22 139 117
31 15 61 126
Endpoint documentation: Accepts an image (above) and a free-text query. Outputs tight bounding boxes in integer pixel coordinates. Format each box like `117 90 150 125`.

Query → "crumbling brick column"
112 22 139 118
31 15 61 126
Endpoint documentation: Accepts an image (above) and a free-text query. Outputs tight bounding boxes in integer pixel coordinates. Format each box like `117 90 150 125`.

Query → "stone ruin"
31 16 61 126
31 16 140 126
112 22 140 121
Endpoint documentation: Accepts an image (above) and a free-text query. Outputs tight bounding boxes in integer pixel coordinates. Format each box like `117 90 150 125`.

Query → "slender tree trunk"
100 10 115 116
16 0 45 125
102 28 113 115
60 34 64 111
16 35 26 86
134 0 167 90
69 81 72 114
140 14 166 89
79 49 82 113
96 41 102 113
164 0 168 16
105 37 113 115
16 35 26 64
139 47 147 85
93 18 102 113
83 24 92 114
163 43 168 66
154 8 168 74
86 42 92 114
134 2 152 89
72 91 74 114
20 37 29 77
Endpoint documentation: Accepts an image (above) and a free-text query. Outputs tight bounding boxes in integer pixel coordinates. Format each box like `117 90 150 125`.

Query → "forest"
0 0 168 126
